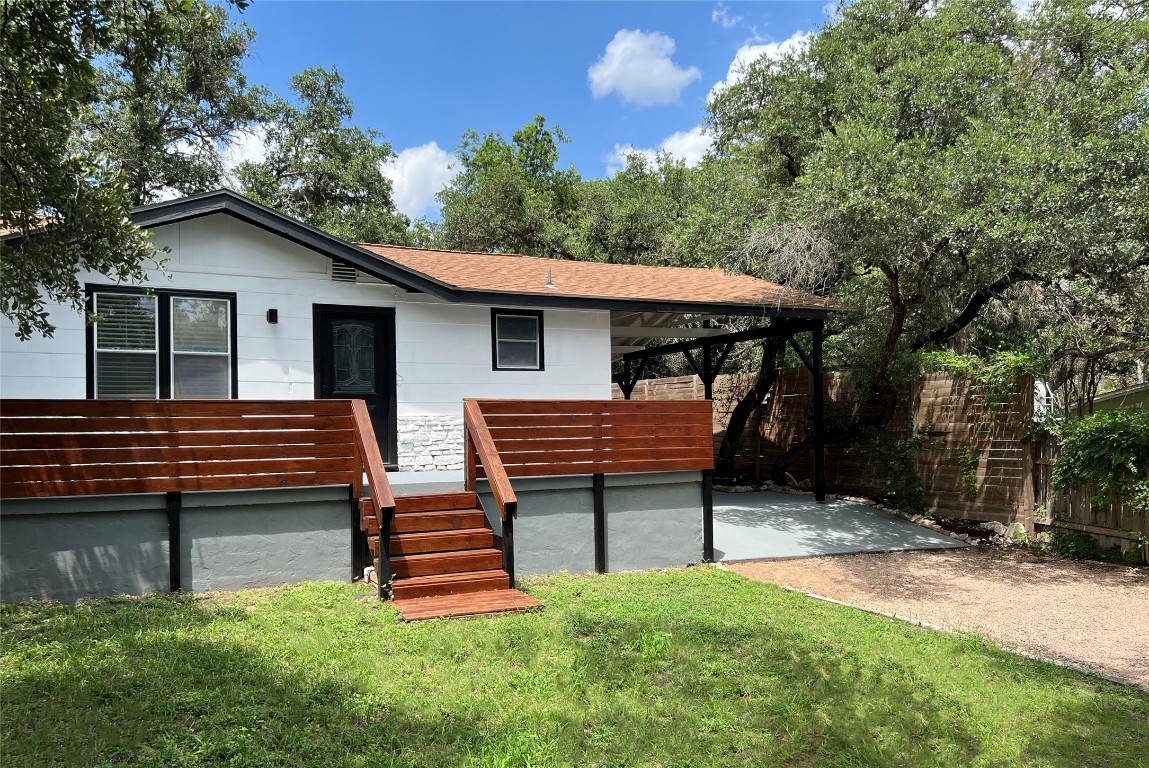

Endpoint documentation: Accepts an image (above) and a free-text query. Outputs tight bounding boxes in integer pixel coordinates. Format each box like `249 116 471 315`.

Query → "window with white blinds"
172 297 231 398
93 293 158 398
492 310 544 370
90 289 234 399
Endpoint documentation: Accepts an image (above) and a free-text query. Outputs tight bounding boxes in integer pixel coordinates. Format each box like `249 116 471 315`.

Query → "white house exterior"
1 190 832 473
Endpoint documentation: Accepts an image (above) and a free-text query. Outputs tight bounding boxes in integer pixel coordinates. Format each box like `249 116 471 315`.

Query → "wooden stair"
360 491 542 621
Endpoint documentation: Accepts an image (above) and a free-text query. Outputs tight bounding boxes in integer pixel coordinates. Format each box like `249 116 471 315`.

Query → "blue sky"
228 1 834 219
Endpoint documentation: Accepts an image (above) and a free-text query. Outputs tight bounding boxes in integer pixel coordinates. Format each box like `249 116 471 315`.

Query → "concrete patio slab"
713 491 965 562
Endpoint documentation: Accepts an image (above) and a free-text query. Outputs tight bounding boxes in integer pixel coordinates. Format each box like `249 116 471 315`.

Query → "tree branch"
911 266 1040 351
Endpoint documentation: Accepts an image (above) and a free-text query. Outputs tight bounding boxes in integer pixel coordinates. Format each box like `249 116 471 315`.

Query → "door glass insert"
333 320 375 393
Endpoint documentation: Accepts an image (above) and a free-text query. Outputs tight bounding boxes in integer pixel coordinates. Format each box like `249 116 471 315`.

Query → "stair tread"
391 527 491 540
395 492 479 513
393 589 543 621
392 547 501 562
394 569 508 585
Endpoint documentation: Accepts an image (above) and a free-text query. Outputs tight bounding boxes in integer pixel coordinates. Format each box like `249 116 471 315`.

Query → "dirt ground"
728 547 1149 689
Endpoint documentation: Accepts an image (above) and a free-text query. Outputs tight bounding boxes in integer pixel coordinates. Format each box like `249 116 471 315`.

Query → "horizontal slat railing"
0 399 369 499
470 399 715 479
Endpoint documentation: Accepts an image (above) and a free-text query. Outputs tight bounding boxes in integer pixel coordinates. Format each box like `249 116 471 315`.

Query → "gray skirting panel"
0 486 353 603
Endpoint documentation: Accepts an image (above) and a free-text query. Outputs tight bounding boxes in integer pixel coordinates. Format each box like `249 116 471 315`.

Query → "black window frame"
85 285 239 399
490 308 545 371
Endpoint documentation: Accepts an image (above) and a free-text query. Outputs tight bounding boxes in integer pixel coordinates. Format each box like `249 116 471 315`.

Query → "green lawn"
2 567 1146 768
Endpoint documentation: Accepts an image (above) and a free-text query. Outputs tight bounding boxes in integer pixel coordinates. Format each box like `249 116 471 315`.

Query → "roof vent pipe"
545 267 557 290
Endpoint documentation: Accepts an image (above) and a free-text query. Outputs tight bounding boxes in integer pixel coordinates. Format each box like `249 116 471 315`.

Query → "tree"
236 67 409 244
76 0 262 205
1 0 244 340
708 0 1148 453
436 116 581 257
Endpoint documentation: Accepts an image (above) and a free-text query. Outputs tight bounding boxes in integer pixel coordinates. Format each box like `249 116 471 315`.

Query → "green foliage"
436 115 581 256
921 350 1045 412
236 67 409 244
708 0 1148 414
956 442 980 500
3 572 1148 767
0 0 222 339
1046 529 1145 566
1053 409 1149 513
848 426 930 511
76 0 263 205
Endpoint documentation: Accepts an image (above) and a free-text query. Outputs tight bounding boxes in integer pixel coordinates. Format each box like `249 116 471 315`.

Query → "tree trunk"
716 337 784 479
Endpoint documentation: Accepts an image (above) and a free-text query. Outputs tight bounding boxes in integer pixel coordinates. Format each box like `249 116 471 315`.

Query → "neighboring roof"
357 243 832 314
1092 382 1149 411
2 189 834 319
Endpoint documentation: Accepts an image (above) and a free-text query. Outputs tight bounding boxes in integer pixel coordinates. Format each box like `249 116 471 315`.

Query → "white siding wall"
0 214 612 467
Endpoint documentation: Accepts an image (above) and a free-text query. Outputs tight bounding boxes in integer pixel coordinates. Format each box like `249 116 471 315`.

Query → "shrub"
1053 409 1149 513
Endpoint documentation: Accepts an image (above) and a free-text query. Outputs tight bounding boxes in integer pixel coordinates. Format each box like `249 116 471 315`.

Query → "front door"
314 305 397 467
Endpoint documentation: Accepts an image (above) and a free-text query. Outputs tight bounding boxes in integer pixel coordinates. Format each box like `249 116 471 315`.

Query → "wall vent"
331 263 358 283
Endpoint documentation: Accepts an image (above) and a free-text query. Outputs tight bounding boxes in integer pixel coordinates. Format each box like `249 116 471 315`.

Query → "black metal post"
350 487 364 582
812 321 826 503
593 473 606 573
503 511 516 588
377 505 393 599
166 491 182 592
702 343 713 400
702 470 714 562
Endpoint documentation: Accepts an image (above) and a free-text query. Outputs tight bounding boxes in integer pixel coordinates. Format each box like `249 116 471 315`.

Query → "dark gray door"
314 306 397 466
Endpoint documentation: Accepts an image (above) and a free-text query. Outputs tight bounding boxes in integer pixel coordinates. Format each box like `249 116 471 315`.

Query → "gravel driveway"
728 547 1149 688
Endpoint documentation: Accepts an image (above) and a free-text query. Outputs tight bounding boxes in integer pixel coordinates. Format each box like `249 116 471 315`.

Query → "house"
0 190 834 613
1 189 831 473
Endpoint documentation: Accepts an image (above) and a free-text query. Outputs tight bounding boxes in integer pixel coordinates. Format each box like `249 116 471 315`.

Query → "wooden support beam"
620 319 817 363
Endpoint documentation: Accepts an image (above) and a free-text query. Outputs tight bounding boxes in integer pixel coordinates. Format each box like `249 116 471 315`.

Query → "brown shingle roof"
357 243 832 311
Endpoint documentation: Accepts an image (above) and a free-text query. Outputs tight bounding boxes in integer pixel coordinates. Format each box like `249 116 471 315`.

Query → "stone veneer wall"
397 415 465 471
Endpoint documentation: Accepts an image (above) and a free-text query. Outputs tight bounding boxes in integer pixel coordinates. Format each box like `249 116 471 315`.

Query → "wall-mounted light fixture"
266 309 278 324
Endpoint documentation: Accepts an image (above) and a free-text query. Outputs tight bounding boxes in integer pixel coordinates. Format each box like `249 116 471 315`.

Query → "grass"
2 567 1147 768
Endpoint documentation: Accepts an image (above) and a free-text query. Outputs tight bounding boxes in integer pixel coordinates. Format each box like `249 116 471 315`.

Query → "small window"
88 288 235 399
492 310 544 371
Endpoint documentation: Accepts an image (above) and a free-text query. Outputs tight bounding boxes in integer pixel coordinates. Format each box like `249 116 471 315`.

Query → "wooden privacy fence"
463 399 716 583
617 370 1034 526
1034 435 1148 562
0 398 396 589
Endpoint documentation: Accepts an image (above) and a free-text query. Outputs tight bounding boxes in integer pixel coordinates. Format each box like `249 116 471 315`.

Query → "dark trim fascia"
456 288 832 320
490 308 545 371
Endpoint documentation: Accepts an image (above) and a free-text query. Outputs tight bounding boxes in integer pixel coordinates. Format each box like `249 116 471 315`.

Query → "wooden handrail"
349 400 395 515
463 399 517 520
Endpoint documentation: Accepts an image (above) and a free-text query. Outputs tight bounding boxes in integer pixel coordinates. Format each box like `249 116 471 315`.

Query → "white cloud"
712 2 742 29
380 141 456 220
605 125 713 174
588 29 701 107
708 30 813 103
221 125 269 178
